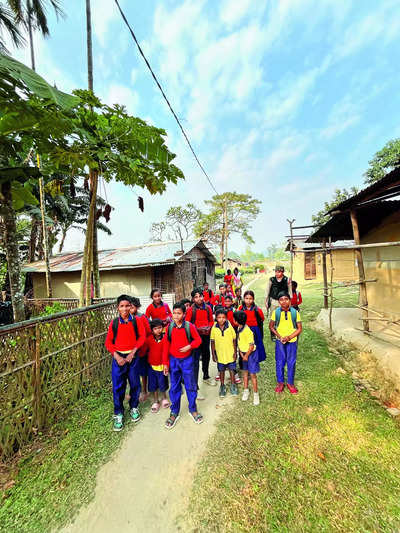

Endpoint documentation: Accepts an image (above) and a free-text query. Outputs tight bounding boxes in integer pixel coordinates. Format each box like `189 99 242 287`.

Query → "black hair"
227 269 232 274
243 290 255 299
150 288 162 299
191 287 203 298
117 294 131 305
203 281 209 286
233 310 247 326
150 318 164 330
130 296 141 308
233 267 239 274
292 281 298 290
215 307 227 316
277 291 290 300
214 305 225 315
173 302 186 313
180 298 191 305
219 283 226 289
235 287 241 294
225 294 233 301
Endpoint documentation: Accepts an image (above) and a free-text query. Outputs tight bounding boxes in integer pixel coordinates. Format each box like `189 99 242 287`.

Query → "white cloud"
103 84 139 114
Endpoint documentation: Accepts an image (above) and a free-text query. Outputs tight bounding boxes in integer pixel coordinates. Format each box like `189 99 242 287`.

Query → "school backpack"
189 304 213 325
274 307 298 330
167 321 193 343
111 316 139 344
204 289 212 298
241 305 264 334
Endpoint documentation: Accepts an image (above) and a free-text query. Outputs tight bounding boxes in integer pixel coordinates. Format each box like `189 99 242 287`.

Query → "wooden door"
304 252 316 280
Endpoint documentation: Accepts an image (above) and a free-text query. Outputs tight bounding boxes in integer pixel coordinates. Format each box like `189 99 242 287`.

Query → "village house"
24 239 217 302
286 237 358 283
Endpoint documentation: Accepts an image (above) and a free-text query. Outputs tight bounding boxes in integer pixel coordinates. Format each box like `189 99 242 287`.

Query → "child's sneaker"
219 384 226 397
113 414 123 431
287 384 298 394
197 391 205 400
242 388 250 401
230 383 238 396
234 373 241 384
130 407 141 422
253 392 260 405
215 375 220 381
275 382 285 393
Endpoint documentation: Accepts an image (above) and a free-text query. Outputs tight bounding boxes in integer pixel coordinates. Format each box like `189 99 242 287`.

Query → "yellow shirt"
210 323 236 364
270 309 301 343
237 325 255 353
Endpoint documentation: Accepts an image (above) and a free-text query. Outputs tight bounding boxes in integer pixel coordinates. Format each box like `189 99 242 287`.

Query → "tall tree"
150 203 202 244
364 138 400 184
195 192 261 269
312 187 359 228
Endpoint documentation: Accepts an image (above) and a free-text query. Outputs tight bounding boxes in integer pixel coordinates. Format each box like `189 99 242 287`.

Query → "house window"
304 252 316 280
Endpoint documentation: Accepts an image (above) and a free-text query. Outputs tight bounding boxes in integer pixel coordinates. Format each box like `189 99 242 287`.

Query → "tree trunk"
28 217 39 262
39 176 52 297
93 220 100 297
27 0 36 71
58 229 67 253
80 169 98 307
0 182 25 322
86 0 93 91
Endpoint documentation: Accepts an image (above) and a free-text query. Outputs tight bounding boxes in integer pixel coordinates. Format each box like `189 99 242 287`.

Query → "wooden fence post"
350 209 369 332
322 239 328 309
34 323 42 429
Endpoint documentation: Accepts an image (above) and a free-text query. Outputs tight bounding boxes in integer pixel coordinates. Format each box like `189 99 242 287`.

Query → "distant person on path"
213 283 227 308
210 308 238 397
202 282 214 308
105 294 147 431
162 302 203 429
234 310 260 405
290 281 302 310
232 267 243 293
145 289 172 326
146 319 170 413
224 269 233 295
238 290 267 363
269 292 302 394
265 266 292 338
234 287 242 309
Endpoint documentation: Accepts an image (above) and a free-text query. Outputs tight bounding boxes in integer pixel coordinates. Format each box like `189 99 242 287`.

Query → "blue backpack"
274 307 298 330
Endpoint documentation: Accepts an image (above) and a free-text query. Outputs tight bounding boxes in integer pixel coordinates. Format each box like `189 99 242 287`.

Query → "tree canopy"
364 138 400 184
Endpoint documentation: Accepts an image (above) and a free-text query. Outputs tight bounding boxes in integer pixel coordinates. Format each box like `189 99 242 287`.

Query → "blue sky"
7 0 400 254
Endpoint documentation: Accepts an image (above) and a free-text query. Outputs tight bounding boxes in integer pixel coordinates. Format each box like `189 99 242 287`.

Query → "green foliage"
364 138 400 184
150 203 201 242
38 302 67 316
312 187 359 228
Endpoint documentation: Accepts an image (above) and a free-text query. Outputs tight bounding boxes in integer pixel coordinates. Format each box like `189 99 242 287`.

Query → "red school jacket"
162 321 201 366
145 302 172 321
225 307 238 328
212 293 225 308
291 291 302 307
203 289 214 303
185 304 214 331
105 315 146 354
145 334 164 367
238 305 265 327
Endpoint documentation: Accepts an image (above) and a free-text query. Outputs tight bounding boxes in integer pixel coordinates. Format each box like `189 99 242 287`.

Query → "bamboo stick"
350 209 369 331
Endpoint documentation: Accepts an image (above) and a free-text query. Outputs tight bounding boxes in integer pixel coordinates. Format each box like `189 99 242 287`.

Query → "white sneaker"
197 391 205 400
253 392 260 406
242 388 250 401
203 378 217 387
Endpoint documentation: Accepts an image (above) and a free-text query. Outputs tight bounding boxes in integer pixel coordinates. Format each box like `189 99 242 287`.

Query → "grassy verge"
0 386 146 533
187 279 400 532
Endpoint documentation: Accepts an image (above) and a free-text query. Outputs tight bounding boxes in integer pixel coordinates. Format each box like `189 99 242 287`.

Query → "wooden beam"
350 209 369 332
322 239 328 309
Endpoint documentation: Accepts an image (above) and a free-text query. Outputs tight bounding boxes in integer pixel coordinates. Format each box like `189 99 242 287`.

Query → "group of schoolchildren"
105 265 303 431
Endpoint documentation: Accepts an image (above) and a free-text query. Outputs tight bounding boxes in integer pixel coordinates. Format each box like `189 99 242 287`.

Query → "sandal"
165 413 180 429
151 402 160 413
161 398 170 409
190 412 204 425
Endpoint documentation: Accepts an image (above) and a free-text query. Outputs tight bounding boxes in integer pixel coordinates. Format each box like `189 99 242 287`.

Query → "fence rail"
0 301 115 459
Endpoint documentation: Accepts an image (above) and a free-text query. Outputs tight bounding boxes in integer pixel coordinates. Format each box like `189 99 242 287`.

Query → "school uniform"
135 312 151 377
213 293 225 308
237 325 260 374
238 305 266 362
203 289 214 306
185 303 214 382
224 307 238 329
210 322 236 372
146 334 168 392
162 321 201 415
105 315 146 415
271 308 301 385
291 291 302 310
145 302 172 323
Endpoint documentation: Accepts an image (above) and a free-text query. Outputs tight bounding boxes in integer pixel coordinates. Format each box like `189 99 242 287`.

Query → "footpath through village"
27 270 398 533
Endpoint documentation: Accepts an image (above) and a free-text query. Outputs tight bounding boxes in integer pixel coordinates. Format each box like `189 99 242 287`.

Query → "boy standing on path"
269 292 302 394
162 302 203 429
210 308 238 397
105 295 147 431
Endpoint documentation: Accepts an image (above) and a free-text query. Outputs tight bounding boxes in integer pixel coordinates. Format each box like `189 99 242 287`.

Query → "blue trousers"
275 341 298 385
250 326 266 362
111 356 141 415
169 354 197 415
193 348 201 389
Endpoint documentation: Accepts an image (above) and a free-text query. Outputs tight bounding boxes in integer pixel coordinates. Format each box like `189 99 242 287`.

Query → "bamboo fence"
0 301 115 459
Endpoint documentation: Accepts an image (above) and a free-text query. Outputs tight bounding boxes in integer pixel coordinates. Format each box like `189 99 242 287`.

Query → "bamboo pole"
37 155 52 298
322 239 328 309
350 209 369 331
34 323 42 429
293 241 400 252
287 218 295 281
328 238 334 332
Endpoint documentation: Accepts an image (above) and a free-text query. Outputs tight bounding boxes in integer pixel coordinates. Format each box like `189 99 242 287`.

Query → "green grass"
186 278 400 533
0 386 146 533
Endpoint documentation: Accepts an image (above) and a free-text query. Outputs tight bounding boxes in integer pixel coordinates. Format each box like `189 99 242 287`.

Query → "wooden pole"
223 198 227 271
34 323 42 429
350 209 369 332
287 218 295 280
322 239 328 309
328 237 334 332
37 156 52 298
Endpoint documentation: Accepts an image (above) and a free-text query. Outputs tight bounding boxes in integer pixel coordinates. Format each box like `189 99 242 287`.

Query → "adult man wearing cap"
265 267 292 337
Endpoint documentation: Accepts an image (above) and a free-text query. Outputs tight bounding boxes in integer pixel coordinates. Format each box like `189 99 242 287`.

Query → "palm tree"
0 4 25 51
8 0 64 70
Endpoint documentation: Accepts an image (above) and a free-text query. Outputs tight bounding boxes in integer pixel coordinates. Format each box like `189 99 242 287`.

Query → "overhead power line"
114 0 219 195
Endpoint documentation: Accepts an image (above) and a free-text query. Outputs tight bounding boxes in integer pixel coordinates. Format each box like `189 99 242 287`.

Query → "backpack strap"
274 307 298 330
112 316 139 344
163 302 170 315
274 307 282 329
206 304 212 323
254 305 264 333
290 307 298 329
167 321 174 342
167 321 193 343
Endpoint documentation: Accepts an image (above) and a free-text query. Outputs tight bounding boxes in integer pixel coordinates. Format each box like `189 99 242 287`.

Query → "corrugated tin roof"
285 238 355 251
24 239 217 273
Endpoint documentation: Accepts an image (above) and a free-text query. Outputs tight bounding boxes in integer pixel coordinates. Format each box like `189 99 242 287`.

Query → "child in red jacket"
290 281 302 310
162 302 202 429
105 294 146 431
145 289 172 326
146 319 169 413
202 282 214 307
213 283 227 308
130 296 151 402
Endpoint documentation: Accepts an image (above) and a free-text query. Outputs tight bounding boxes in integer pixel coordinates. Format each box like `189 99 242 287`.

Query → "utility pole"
223 197 228 270
287 218 295 280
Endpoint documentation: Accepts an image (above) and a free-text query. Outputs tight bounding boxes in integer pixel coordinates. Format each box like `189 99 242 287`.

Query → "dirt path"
59 378 233 533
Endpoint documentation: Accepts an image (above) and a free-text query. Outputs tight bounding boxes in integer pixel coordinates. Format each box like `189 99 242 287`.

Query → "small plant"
39 302 67 317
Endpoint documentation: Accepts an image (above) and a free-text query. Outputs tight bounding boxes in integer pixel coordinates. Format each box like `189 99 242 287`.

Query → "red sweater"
162 322 201 365
224 274 233 287
225 307 238 328
212 294 225 307
105 316 146 354
136 313 151 356
291 291 302 307
238 305 265 327
145 334 164 367
145 302 172 321
185 304 213 329
203 289 214 303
